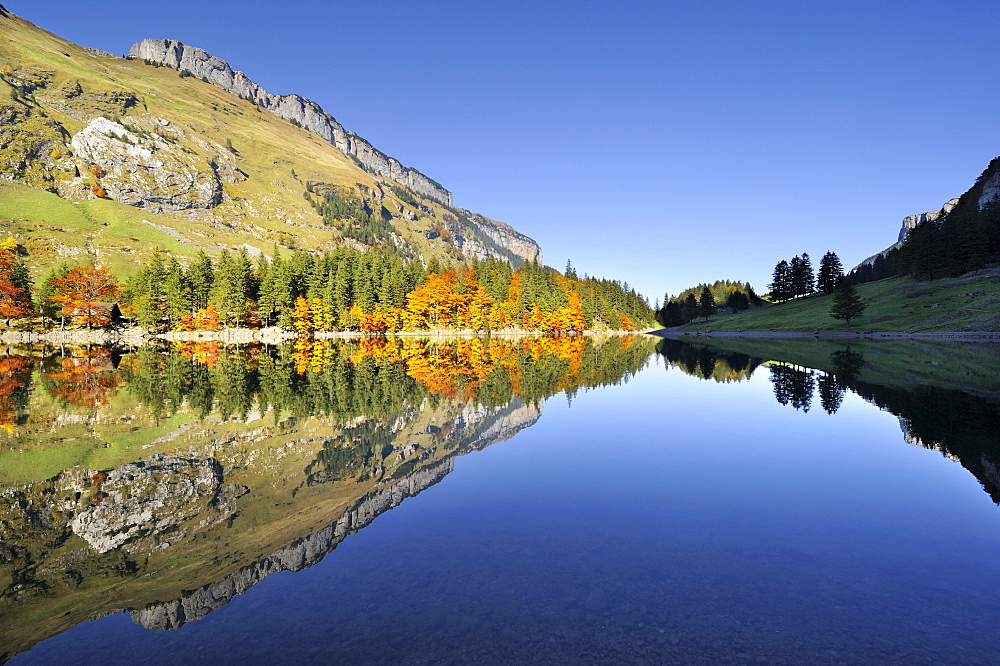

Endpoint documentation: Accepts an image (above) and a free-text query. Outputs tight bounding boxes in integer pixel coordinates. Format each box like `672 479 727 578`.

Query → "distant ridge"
129 38 453 207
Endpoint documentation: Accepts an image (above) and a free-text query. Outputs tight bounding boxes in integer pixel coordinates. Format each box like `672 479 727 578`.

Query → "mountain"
0 5 540 280
852 156 1000 274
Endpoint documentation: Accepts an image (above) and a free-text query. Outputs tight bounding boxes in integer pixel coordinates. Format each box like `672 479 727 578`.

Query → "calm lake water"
3 335 1000 664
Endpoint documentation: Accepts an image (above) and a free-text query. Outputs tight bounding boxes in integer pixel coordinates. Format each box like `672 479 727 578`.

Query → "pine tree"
817 251 844 294
131 251 166 328
769 260 792 302
187 251 214 310
830 281 866 328
163 258 191 325
790 253 814 298
682 292 698 323
698 286 716 320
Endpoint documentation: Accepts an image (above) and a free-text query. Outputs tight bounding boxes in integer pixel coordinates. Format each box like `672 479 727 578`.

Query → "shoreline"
0 326 647 346
648 328 1000 342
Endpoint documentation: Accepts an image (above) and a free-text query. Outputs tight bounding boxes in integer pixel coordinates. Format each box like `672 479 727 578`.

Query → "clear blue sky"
12 1 1000 303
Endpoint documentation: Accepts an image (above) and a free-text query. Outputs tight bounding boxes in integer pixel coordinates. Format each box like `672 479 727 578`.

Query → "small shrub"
90 164 106 178
91 185 107 198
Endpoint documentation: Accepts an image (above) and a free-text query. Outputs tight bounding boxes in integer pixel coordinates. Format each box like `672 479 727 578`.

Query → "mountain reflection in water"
0 335 652 661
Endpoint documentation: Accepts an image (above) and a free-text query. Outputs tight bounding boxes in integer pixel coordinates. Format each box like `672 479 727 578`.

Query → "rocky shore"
0 327 648 346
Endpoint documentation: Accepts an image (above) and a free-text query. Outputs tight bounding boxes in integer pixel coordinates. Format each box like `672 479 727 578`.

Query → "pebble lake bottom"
12 342 1000 665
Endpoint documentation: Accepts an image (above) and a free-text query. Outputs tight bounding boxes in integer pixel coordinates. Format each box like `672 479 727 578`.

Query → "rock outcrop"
128 38 452 207
977 168 1000 209
69 116 244 211
896 198 959 243
853 198 959 271
448 209 543 265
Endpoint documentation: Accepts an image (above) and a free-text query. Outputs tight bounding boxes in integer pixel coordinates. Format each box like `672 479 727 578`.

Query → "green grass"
678 267 1000 333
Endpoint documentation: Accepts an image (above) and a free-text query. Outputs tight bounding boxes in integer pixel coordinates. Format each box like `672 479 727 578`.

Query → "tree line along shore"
0 239 656 337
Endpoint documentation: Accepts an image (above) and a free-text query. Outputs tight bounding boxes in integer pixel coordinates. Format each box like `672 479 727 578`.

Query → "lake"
3 335 999 664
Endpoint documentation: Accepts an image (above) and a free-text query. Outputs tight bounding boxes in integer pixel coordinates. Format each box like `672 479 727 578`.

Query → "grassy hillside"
677 265 1000 333
0 9 532 283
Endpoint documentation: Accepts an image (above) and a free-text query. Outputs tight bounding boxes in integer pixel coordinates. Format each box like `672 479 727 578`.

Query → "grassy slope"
678 266 1000 333
0 11 466 281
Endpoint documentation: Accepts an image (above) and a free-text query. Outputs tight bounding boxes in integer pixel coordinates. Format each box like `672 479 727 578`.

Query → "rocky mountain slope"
0 6 540 280
853 156 1000 272
130 38 453 207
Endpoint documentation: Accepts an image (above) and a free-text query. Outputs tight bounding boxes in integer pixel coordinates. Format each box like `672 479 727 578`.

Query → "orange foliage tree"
403 271 468 330
174 304 222 331
0 246 32 322
48 266 123 327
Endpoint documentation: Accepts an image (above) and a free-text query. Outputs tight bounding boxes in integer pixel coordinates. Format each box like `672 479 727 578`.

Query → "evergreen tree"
817 373 844 414
698 286 716 320
790 253 814 298
817 251 844 293
682 292 698 323
163 257 192 324
131 251 166 328
829 281 866 328
187 251 214 310
769 260 792 301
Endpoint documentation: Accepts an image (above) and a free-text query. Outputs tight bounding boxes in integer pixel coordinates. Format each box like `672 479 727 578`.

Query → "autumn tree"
0 240 32 323
47 266 124 327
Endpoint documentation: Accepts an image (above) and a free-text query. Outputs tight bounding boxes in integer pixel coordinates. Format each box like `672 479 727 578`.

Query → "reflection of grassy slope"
688 336 1000 400
0 395 532 660
0 11 465 279
679 268 1000 333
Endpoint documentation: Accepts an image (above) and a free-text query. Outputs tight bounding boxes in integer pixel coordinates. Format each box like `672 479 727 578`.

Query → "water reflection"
657 336 1000 503
0 335 653 661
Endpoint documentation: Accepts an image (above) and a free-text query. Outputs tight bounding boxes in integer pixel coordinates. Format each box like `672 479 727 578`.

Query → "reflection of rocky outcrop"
71 455 246 554
131 398 541 630
128 38 452 207
132 460 451 630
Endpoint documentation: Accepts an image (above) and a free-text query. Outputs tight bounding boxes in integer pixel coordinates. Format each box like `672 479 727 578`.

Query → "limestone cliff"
853 155 1000 272
128 38 452 207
